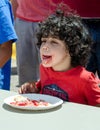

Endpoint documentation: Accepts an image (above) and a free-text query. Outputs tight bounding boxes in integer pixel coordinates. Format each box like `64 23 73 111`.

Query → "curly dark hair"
37 5 93 67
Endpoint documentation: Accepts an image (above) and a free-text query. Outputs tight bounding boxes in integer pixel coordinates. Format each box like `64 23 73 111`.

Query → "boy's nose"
42 46 49 51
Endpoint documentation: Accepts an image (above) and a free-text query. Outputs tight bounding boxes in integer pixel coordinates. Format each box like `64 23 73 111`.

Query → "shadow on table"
2 103 62 114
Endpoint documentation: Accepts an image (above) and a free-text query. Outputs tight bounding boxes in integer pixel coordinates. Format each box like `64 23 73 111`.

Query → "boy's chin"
42 63 51 68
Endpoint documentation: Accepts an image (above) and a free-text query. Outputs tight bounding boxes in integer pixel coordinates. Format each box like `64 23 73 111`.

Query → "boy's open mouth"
42 55 52 64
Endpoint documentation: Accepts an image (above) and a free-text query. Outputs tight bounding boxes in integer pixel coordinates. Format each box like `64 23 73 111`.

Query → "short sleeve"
0 1 17 44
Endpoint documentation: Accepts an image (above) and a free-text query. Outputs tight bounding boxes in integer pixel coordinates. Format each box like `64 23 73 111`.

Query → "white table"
0 89 100 130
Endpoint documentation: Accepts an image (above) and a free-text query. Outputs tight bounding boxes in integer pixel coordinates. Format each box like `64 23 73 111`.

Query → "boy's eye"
41 38 59 45
51 41 58 44
41 40 46 44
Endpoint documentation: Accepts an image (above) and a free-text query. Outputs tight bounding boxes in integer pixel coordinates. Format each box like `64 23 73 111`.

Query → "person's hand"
18 82 39 94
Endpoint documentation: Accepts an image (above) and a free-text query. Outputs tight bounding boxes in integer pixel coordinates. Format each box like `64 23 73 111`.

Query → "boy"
19 5 100 107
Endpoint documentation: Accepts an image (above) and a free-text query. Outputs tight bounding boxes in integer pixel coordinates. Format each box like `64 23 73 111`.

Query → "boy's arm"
18 81 41 94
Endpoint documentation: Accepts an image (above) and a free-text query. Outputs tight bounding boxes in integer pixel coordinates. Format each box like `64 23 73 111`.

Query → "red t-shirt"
16 0 64 22
64 0 100 18
36 64 100 106
16 0 100 21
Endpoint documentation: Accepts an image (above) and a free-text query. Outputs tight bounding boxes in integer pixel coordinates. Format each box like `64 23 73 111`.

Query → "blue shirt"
0 0 17 90
0 0 17 44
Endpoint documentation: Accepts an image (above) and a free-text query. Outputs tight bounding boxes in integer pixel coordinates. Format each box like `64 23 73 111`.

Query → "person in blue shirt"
0 0 17 90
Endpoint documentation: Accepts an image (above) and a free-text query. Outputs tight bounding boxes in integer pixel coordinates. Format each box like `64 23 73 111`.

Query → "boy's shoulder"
79 67 100 83
73 66 97 81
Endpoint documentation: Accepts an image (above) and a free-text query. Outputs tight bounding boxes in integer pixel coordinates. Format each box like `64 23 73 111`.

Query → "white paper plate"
4 94 63 110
